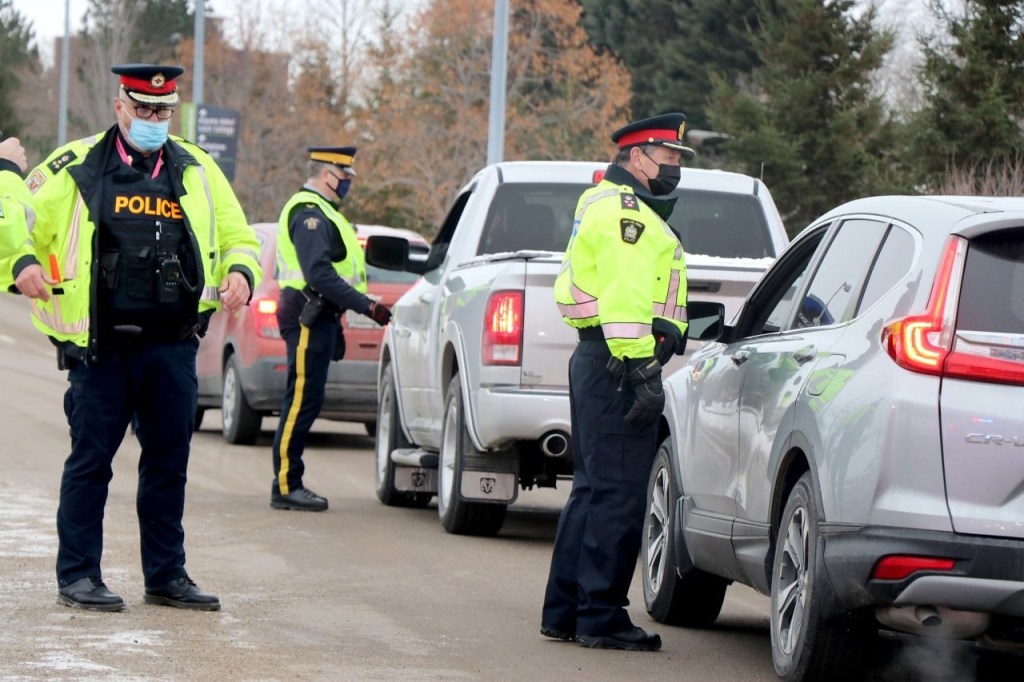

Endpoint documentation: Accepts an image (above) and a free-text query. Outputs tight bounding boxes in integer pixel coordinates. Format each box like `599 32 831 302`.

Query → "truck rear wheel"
438 375 506 536
375 366 431 508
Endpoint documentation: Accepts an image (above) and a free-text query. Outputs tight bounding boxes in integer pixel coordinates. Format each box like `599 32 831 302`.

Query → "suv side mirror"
688 300 726 342
364 235 427 275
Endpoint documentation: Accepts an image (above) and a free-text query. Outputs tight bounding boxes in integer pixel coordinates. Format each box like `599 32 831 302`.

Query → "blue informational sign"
194 105 241 181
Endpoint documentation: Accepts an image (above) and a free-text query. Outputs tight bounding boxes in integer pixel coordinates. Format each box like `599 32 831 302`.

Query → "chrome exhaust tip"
540 431 570 458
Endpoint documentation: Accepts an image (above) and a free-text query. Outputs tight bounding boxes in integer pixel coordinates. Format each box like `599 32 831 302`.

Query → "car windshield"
477 183 773 258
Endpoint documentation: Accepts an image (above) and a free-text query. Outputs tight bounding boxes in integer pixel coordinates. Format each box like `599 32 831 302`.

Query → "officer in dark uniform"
543 113 693 651
13 64 262 612
271 146 392 511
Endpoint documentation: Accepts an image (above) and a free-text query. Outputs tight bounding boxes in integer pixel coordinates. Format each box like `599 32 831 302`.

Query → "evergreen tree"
654 0 774 131
908 0 1024 189
577 0 680 119
0 0 39 139
709 0 903 232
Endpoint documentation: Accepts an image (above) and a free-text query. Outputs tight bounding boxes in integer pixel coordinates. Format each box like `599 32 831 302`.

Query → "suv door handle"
730 350 750 365
419 292 435 304
793 346 816 364
394 327 411 338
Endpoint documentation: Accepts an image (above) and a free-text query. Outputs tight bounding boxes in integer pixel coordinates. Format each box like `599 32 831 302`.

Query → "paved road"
0 295 1000 681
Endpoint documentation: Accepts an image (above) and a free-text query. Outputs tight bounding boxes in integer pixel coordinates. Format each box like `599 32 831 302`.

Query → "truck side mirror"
687 300 726 342
364 235 423 275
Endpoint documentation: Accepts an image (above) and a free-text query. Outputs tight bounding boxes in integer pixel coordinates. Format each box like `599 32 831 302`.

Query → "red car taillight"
251 296 281 339
883 236 1024 385
883 236 963 375
482 290 524 366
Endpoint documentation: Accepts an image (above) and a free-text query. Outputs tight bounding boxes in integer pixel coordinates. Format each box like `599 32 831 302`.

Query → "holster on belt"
299 285 339 327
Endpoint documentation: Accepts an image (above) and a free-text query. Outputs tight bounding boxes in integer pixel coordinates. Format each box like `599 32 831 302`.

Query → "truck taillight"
883 235 1024 385
482 290 523 366
251 296 281 339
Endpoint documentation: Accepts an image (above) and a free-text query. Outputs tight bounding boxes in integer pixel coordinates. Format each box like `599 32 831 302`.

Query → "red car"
196 222 428 444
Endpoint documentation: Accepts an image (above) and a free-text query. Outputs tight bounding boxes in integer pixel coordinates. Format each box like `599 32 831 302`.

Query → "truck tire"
438 374 506 536
643 438 729 626
375 366 431 508
222 354 261 445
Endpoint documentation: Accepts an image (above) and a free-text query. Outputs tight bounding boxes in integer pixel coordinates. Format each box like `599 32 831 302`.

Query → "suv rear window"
957 228 1024 334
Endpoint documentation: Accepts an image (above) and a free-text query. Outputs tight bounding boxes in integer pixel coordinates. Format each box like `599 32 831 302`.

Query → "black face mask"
643 152 681 196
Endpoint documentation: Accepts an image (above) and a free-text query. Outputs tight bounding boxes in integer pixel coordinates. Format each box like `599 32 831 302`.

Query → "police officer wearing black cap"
12 64 262 612
271 146 392 512
542 113 694 651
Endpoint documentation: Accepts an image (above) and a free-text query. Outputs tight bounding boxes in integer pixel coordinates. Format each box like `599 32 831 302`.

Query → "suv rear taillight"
482 290 523 365
251 297 282 339
883 235 1024 385
883 236 964 376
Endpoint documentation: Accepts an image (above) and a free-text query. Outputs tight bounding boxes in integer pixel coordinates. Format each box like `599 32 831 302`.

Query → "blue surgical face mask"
127 117 169 152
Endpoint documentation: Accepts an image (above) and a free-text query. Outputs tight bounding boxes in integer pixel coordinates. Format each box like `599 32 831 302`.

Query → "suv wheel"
771 472 872 681
375 366 431 508
438 374 506 536
221 354 261 445
643 438 728 626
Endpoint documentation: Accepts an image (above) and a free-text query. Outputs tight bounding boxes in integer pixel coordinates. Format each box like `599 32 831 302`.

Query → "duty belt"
577 326 605 341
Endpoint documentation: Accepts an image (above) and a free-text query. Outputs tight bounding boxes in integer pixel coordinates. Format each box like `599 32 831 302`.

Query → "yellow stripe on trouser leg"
277 324 310 495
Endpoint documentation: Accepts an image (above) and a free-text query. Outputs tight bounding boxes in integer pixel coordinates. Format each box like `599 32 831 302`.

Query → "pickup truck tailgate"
520 258 575 389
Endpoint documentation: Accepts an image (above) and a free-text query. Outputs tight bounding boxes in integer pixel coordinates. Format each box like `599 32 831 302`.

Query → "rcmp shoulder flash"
620 192 639 211
47 150 78 174
304 216 320 230
27 169 47 194
620 218 645 244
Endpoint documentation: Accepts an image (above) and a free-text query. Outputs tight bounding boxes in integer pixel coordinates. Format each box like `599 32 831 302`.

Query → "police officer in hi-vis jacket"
271 146 391 512
543 113 693 651
11 64 262 613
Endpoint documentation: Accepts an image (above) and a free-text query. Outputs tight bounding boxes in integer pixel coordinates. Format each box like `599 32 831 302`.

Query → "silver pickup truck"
367 160 789 535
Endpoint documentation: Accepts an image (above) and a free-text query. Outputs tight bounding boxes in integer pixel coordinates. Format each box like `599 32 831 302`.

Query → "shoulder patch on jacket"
47 150 78 174
304 215 320 230
620 192 639 211
620 218 645 244
27 169 47 194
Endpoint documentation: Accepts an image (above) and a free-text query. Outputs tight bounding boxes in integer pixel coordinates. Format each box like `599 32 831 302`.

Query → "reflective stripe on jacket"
22 129 262 354
276 190 367 294
554 177 688 360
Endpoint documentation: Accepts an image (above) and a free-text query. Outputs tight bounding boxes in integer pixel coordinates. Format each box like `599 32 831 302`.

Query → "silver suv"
643 196 1024 680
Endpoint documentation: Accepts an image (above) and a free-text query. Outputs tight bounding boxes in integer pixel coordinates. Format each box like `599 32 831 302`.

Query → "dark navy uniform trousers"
272 292 341 495
57 339 198 588
541 339 659 637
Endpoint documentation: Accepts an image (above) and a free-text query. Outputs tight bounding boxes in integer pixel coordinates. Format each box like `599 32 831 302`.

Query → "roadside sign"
181 103 241 181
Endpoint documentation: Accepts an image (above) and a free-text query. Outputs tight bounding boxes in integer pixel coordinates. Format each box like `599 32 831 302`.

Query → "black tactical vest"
97 157 198 340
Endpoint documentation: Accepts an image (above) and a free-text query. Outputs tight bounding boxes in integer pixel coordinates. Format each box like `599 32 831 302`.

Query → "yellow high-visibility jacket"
555 171 688 360
0 166 33 291
276 190 367 295
21 127 262 357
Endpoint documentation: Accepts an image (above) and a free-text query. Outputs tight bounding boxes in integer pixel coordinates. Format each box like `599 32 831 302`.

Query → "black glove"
366 301 392 326
652 318 686 366
624 356 664 426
